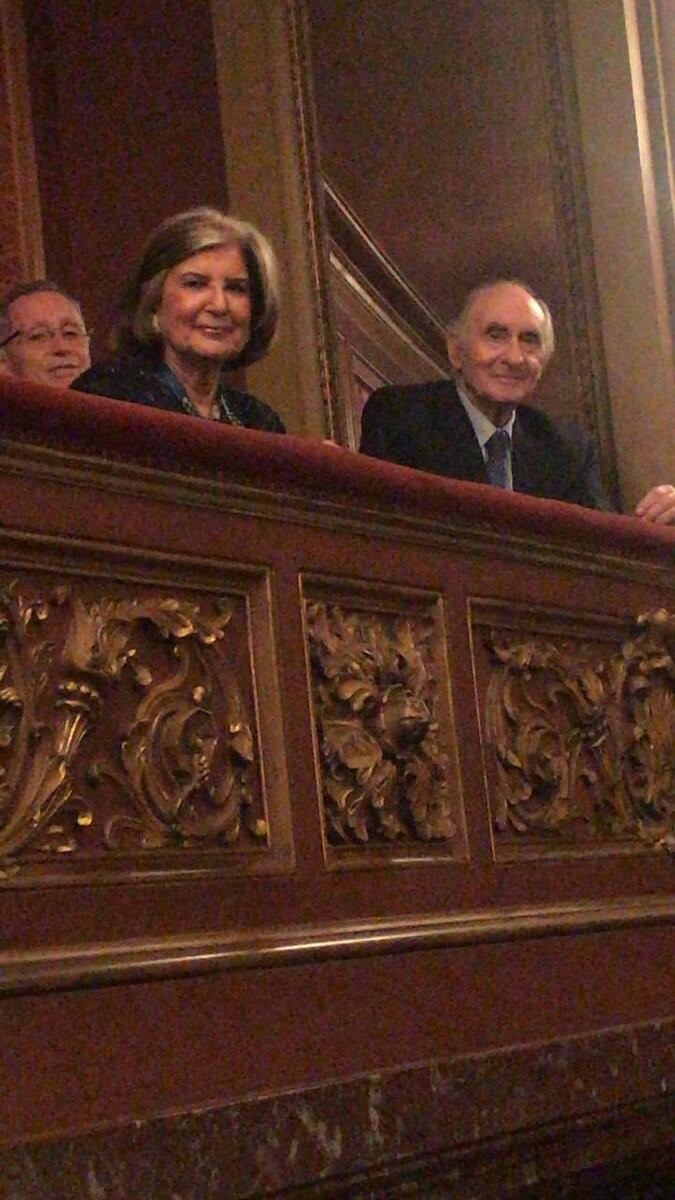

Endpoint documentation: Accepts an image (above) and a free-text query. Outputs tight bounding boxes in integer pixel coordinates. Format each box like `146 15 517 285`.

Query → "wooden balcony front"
0 378 673 1198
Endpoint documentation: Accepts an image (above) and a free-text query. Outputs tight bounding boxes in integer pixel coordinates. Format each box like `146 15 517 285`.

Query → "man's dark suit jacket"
359 380 610 510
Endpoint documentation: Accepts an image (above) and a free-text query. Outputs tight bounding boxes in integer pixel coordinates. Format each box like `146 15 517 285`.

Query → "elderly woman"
73 207 284 432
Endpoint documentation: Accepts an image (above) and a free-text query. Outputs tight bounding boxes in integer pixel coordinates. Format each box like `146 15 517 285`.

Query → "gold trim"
210 0 339 436
281 0 342 436
2 894 673 997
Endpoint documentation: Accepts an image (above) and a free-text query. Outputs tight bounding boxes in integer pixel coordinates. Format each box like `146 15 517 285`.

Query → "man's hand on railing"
635 484 675 524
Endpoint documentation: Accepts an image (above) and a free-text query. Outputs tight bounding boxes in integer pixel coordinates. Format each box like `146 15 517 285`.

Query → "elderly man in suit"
360 278 675 523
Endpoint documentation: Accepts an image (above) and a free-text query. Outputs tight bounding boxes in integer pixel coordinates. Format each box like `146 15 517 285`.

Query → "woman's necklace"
181 393 220 421
181 389 242 425
158 362 241 425
217 390 242 426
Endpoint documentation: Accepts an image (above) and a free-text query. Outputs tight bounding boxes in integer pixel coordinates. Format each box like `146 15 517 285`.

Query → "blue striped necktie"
485 428 511 489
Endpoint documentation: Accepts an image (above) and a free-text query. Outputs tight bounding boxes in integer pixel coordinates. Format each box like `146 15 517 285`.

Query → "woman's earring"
151 313 161 335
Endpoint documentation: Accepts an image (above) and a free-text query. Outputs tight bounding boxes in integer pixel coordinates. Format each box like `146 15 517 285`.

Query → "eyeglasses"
0 324 91 349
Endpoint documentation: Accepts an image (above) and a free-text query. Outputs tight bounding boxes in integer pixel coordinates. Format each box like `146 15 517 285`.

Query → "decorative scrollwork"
0 583 264 871
306 601 456 847
486 609 675 850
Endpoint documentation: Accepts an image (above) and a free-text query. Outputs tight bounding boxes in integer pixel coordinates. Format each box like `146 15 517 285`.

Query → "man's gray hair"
448 278 555 362
0 279 84 342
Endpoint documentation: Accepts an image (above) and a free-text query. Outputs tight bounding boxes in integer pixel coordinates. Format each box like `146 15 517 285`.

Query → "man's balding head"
449 279 555 360
446 280 553 426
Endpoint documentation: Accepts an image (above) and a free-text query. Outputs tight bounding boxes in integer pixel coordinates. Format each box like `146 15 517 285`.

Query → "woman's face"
155 243 252 367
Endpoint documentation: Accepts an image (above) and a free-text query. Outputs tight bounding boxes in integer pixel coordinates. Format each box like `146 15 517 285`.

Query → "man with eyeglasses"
0 279 91 389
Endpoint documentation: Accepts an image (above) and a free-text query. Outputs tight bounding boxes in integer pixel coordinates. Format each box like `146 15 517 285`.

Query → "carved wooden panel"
470 600 675 859
302 578 466 866
0 548 292 886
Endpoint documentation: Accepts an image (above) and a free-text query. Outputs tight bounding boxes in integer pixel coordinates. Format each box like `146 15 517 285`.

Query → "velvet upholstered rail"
0 374 674 559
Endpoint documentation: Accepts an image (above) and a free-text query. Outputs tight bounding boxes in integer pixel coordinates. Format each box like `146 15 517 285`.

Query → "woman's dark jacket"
72 349 285 433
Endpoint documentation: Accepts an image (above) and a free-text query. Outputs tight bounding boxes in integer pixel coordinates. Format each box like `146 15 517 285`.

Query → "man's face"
1 291 90 388
447 283 549 423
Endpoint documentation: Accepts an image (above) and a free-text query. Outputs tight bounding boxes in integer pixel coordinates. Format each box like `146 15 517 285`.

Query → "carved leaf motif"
115 643 245 846
322 721 383 772
485 610 675 848
307 601 456 848
0 585 263 866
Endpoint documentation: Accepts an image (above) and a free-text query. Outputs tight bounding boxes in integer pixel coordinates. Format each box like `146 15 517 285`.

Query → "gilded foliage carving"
0 582 264 872
306 601 456 847
485 609 675 849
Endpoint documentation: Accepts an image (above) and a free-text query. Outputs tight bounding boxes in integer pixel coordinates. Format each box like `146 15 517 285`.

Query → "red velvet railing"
2 375 674 557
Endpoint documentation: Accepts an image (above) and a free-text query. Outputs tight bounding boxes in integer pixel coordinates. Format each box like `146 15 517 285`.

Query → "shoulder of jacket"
71 353 170 406
365 379 454 409
221 382 255 407
516 403 565 437
517 404 590 446
76 353 153 383
222 383 285 432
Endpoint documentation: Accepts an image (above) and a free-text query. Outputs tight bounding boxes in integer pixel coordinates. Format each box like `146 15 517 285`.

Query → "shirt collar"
455 377 516 449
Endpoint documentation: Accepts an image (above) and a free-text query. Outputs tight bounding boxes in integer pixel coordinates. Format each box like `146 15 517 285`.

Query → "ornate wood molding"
472 599 675 856
1 895 673 997
325 181 448 365
281 0 343 437
0 560 293 886
540 0 620 504
0 437 671 590
210 0 340 436
303 584 464 861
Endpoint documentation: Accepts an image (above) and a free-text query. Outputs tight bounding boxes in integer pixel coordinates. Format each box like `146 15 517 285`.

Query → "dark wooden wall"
23 0 228 355
305 0 605 431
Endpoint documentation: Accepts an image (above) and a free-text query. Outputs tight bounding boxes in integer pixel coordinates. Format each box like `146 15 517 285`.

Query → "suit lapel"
509 403 566 496
512 417 537 494
424 384 489 482
512 410 558 498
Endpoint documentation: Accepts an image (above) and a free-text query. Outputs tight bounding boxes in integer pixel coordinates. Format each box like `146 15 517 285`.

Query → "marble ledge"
1 1017 673 1199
